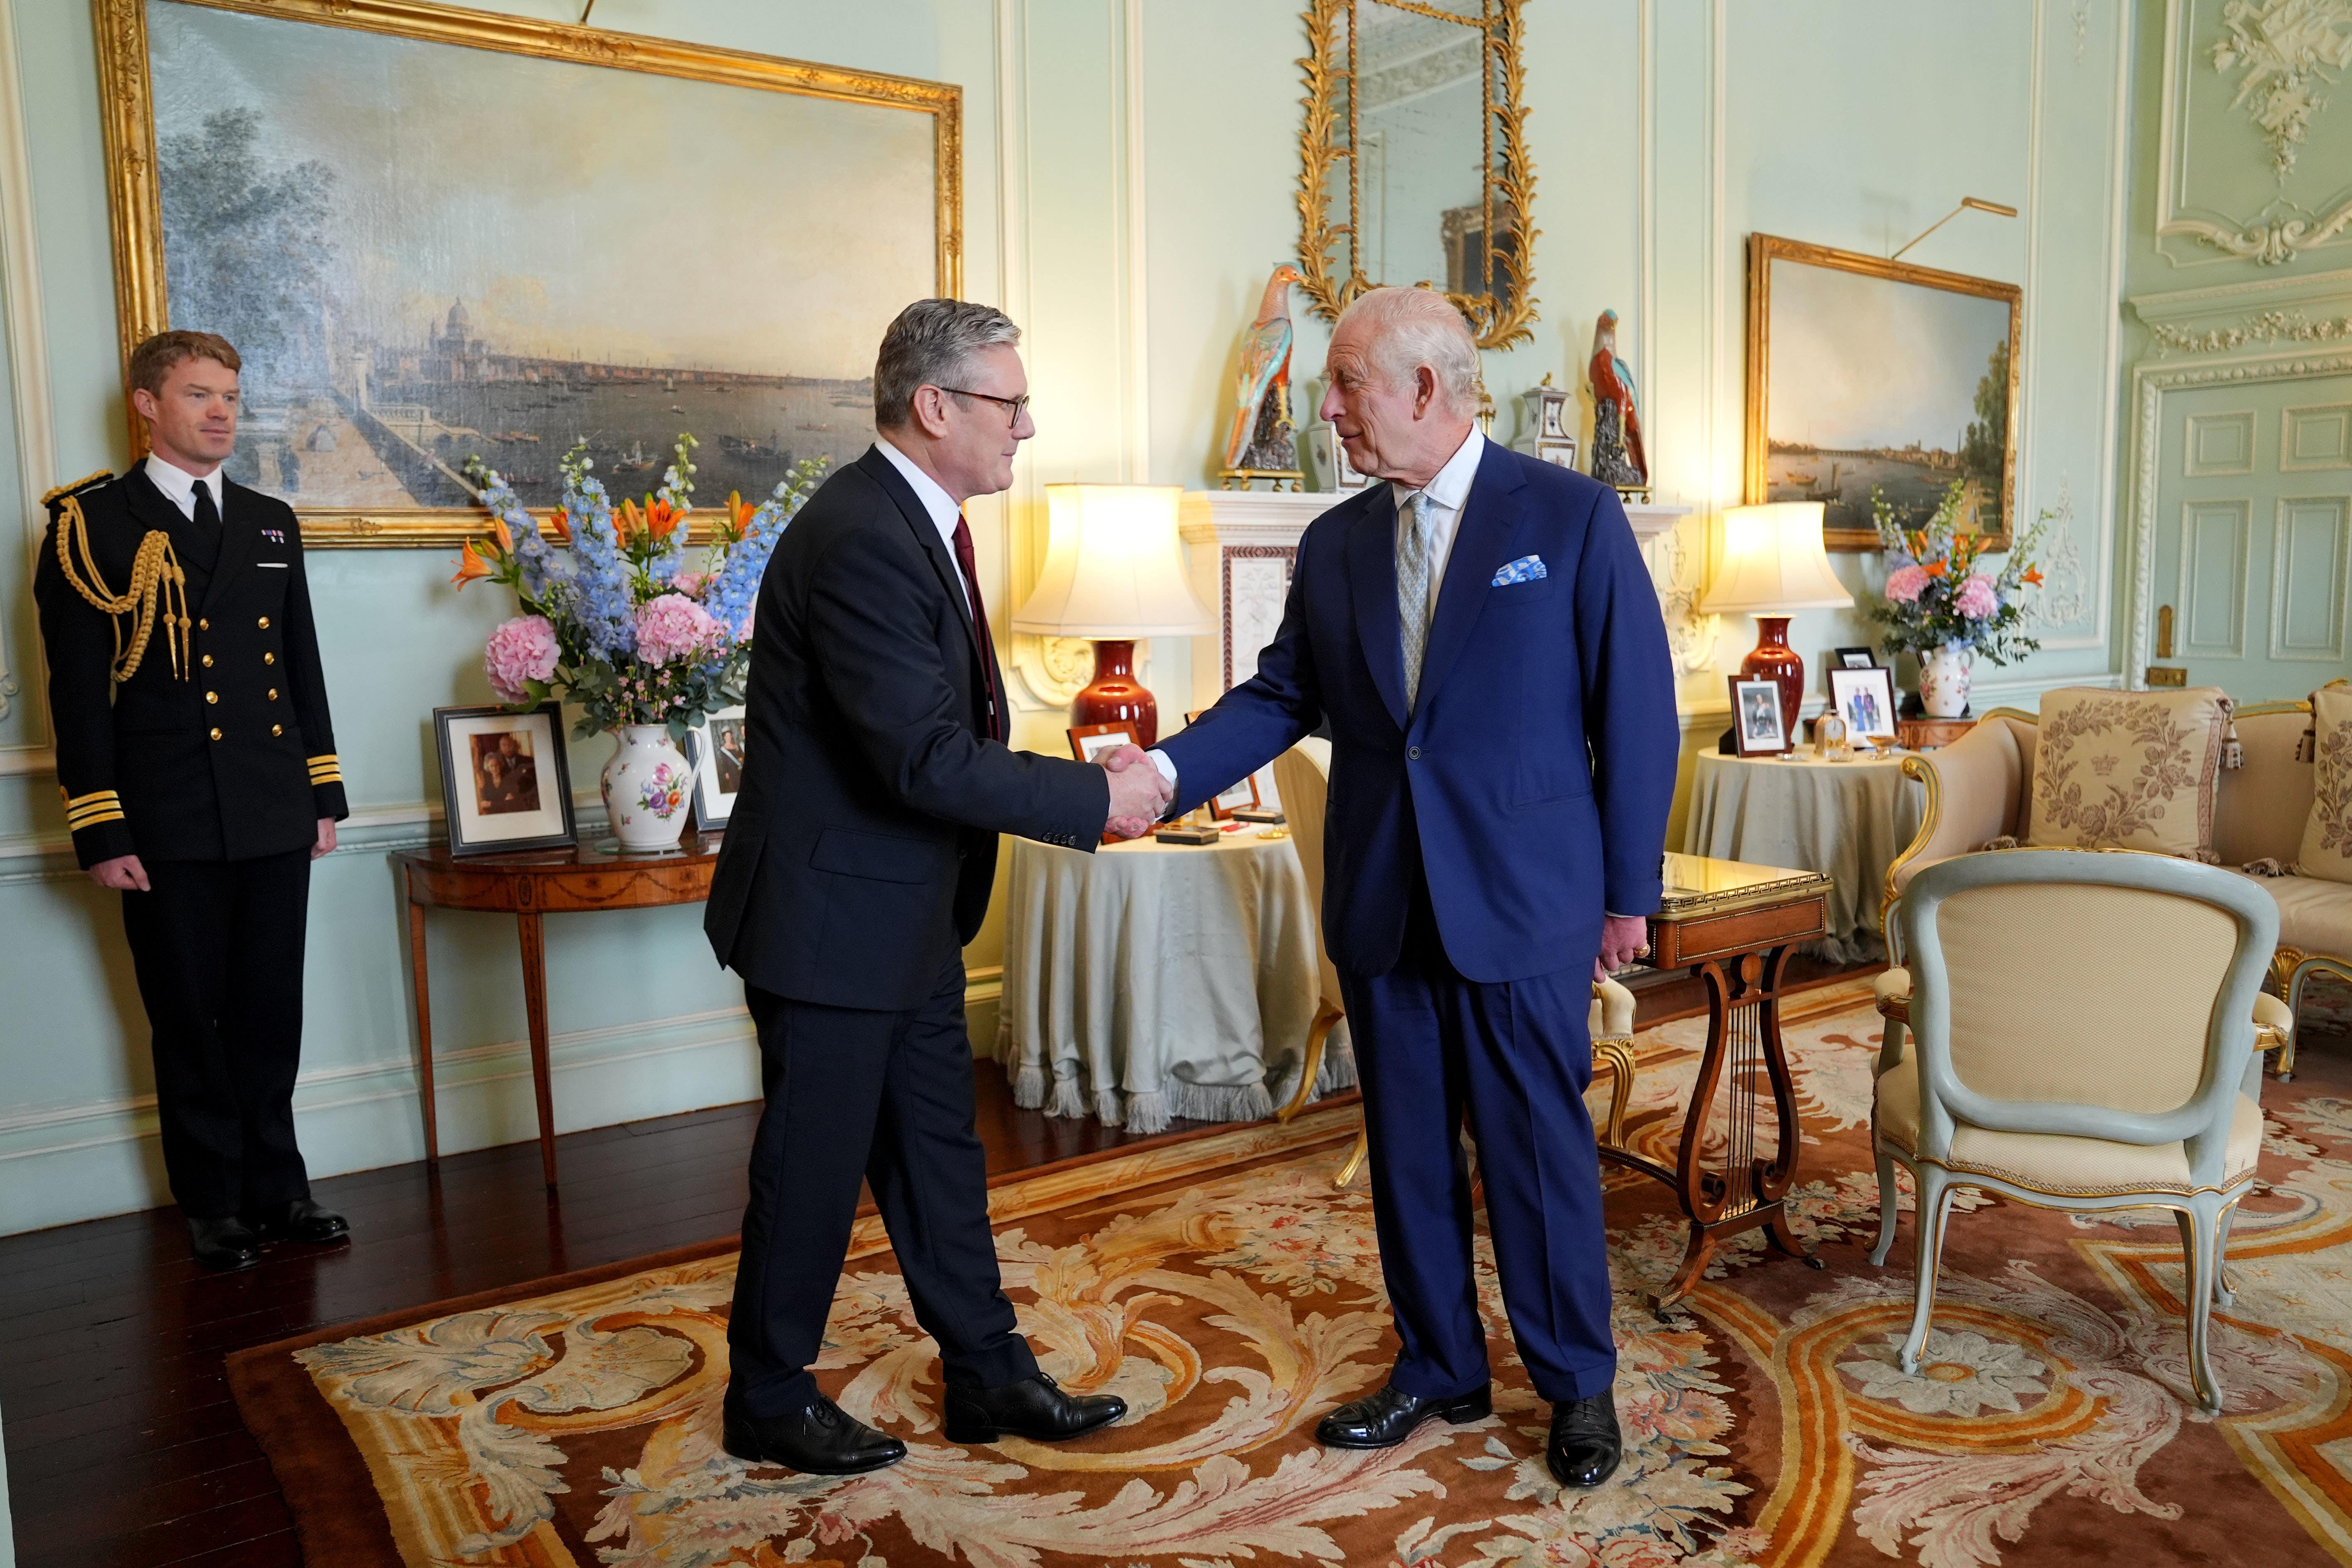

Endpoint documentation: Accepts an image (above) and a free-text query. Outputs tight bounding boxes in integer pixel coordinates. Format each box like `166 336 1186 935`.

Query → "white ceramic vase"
1919 643 1973 719
601 723 692 852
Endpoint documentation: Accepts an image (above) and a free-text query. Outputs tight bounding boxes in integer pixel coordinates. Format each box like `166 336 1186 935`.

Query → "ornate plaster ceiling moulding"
2210 0 2352 184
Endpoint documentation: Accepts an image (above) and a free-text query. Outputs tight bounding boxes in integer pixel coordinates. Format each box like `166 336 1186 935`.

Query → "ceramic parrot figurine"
1224 263 1308 471
1587 309 1649 487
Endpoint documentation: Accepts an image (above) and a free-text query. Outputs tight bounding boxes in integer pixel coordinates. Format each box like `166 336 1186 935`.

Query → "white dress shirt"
873 437 971 613
143 452 226 522
1146 426 1487 791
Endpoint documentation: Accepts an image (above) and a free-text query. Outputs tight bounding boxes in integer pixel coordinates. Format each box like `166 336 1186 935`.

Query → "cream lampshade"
1011 484 1216 747
1698 502 1854 745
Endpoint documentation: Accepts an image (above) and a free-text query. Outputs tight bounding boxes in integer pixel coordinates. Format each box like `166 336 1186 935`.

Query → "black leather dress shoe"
245 1198 350 1245
722 1393 906 1475
187 1216 262 1272
942 1373 1127 1444
1315 1382 1491 1449
1547 1389 1623 1489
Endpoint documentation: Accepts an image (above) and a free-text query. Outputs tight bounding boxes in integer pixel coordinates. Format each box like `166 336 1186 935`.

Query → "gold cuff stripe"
63 789 123 810
310 769 344 784
67 806 126 829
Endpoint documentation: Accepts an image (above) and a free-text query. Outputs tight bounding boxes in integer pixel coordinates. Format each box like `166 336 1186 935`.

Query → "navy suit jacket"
1157 441 1679 984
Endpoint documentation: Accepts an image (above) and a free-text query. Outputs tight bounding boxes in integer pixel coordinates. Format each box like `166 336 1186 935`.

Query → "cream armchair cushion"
2297 684 2352 885
1873 964 2290 1053
2025 686 2233 860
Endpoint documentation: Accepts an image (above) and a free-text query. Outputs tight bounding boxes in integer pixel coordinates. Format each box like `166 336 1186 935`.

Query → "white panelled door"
2150 375 2352 702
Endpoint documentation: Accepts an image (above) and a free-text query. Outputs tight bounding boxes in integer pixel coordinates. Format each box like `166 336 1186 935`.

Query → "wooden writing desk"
397 836 722 1188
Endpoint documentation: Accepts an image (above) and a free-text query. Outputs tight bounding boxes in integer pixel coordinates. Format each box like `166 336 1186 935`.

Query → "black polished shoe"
1546 1389 1623 1489
187 1216 262 1272
722 1392 906 1475
943 1373 1127 1444
1315 1382 1491 1450
245 1197 350 1245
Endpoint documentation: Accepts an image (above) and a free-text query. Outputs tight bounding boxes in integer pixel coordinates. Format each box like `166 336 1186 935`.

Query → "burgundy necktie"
950 512 1006 742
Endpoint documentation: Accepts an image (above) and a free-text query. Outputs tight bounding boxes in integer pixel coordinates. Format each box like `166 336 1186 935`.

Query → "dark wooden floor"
0 962 1866 1567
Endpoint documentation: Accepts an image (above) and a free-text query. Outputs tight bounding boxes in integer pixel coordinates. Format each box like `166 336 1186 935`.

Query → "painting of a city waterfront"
121 0 955 528
1745 235 2020 549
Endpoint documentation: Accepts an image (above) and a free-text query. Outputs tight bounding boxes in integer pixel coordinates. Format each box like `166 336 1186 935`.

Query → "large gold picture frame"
1296 0 1537 351
93 0 961 547
1745 234 2020 552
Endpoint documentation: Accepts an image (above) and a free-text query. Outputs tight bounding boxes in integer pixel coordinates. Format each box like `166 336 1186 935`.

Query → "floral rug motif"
229 981 2352 1567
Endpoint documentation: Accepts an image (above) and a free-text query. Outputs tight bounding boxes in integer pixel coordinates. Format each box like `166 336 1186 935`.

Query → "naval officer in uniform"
34 330 351 1271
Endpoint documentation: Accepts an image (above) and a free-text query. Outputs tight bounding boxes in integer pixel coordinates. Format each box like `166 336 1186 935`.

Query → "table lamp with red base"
1010 484 1216 748
1697 502 1854 747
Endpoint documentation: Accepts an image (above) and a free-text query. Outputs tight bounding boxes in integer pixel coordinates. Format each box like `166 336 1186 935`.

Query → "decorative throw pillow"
2298 683 2352 884
2025 685 2232 861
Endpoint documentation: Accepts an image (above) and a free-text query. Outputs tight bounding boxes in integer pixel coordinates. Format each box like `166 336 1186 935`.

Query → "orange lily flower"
491 515 515 555
644 498 682 541
617 498 645 545
2022 567 2044 587
725 491 752 537
451 537 496 587
545 508 571 544
1923 560 1948 578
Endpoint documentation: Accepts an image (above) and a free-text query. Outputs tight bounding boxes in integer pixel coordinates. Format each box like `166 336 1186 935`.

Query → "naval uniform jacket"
33 468 349 867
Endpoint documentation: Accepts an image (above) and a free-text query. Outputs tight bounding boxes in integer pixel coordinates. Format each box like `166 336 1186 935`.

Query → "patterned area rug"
229 980 2352 1567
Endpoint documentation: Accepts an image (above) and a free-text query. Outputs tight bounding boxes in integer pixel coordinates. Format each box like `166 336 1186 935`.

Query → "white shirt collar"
872 439 971 610
143 452 224 520
1388 425 1484 516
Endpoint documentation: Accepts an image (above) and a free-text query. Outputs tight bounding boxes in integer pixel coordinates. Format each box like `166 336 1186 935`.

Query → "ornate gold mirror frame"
92 0 960 547
1296 0 1536 351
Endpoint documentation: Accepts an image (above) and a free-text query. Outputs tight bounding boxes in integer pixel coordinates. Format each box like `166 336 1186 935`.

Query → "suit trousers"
728 952 1037 1417
1341 870 1618 1404
118 849 315 1221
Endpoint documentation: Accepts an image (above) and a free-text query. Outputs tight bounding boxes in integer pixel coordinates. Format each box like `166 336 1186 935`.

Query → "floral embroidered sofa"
1880 691 2345 1074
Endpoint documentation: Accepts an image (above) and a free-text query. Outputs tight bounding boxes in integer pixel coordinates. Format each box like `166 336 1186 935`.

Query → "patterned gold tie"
1396 491 1437 711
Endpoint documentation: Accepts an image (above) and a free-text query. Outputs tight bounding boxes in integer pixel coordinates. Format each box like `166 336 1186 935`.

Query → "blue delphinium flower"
560 447 636 661
705 457 826 639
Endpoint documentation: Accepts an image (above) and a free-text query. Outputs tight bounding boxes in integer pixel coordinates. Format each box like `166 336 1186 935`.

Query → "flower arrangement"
1867 481 2046 666
454 435 826 740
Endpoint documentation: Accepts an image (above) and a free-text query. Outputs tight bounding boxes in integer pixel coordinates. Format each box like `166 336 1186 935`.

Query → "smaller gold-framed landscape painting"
1745 234 2019 551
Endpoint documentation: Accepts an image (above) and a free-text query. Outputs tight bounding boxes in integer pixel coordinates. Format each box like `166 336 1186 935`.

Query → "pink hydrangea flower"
634 592 722 665
1954 574 1999 619
670 571 710 598
1884 564 1930 604
484 614 558 702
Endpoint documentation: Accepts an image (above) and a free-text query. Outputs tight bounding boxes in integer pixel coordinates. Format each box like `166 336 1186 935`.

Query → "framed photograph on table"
1829 666 1900 747
683 705 747 832
1067 722 1141 763
433 702 576 855
1729 676 1790 757
1834 646 1879 671
1208 774 1261 820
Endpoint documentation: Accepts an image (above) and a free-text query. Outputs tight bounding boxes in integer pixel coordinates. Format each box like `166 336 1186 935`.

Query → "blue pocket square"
1492 554 1548 587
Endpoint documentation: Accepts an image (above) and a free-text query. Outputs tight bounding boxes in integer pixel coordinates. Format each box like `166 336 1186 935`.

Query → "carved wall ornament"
2074 0 2092 64
1006 634 1101 712
2209 0 2352 183
2148 307 2352 353
2027 475 2093 631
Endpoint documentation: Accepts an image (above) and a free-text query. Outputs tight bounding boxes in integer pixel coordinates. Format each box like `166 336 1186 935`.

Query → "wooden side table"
1603 852 1834 1314
397 835 723 1188
1896 716 1975 750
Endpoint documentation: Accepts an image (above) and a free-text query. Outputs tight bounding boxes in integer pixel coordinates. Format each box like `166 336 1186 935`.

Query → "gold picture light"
1891 196 2019 261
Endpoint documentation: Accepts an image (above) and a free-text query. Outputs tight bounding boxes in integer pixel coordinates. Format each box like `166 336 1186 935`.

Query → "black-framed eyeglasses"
934 385 1031 427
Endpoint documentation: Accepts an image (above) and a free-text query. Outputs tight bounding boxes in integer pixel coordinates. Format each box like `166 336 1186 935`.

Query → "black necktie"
951 512 1006 742
190 479 221 543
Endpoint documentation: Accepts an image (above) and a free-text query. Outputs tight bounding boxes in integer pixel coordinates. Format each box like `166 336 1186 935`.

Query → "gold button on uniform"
258 616 270 629
271 724 283 737
205 690 219 704
198 618 210 631
209 727 222 741
263 652 275 665
201 654 214 668
267 689 279 701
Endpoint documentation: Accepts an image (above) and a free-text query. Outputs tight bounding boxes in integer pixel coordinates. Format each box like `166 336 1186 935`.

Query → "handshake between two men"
1094 744 1175 841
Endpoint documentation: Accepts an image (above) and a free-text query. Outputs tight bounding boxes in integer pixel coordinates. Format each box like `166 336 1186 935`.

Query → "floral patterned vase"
1919 643 1973 719
601 724 691 852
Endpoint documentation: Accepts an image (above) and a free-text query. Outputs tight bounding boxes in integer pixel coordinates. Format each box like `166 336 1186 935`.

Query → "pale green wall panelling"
0 0 2150 1234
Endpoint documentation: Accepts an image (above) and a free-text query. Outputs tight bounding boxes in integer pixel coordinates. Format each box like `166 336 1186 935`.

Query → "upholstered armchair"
1270 742 1639 1192
1869 850 2277 1415
1880 693 2341 1077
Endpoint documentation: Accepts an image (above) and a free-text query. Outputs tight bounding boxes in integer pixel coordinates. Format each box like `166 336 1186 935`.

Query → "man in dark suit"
703 298 1169 1476
33 330 352 1271
1149 287 1679 1489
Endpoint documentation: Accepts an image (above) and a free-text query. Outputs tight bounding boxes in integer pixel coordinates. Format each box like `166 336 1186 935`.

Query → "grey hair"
873 298 1023 429
1335 287 1481 416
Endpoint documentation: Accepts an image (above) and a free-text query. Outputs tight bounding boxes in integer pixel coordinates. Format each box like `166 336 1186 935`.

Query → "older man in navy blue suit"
1148 286 1678 1489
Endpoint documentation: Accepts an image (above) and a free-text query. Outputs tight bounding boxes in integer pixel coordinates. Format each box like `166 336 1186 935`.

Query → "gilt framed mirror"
1297 0 1537 350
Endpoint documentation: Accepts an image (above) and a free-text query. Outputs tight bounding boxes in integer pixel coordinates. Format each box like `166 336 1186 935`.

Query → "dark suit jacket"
33 468 348 867
704 446 1110 1010
1156 442 1679 984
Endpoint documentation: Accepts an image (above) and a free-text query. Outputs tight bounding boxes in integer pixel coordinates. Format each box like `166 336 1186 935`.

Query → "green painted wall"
0 0 2145 1233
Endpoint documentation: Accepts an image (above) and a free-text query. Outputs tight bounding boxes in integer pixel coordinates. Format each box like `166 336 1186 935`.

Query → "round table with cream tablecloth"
1681 749 1925 964
992 829 1356 1135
